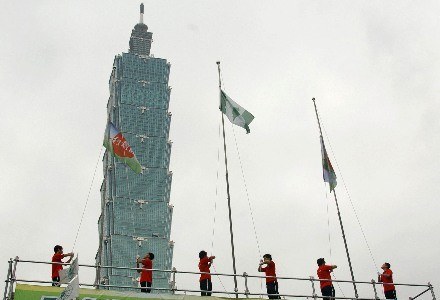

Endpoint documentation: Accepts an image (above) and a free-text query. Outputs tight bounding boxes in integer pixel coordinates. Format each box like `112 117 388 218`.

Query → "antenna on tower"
140 3 144 24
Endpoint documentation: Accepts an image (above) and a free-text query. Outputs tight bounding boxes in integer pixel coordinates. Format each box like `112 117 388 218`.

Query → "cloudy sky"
1 1 439 299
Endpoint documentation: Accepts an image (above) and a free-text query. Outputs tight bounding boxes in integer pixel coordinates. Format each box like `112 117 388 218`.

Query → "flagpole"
96 117 111 288
217 61 239 298
312 98 359 299
96 69 118 289
95 102 111 289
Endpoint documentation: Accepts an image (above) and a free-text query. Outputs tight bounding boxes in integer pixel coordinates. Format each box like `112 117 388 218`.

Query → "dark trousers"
200 279 212 296
52 276 60 287
321 285 335 300
266 281 280 299
140 281 152 293
385 290 397 299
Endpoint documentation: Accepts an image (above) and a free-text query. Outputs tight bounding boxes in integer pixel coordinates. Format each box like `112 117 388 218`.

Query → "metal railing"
3 257 437 300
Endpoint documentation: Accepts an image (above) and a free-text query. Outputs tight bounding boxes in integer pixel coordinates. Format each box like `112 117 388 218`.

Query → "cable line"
72 147 104 252
231 124 262 257
212 265 231 298
211 120 222 253
230 123 264 296
324 187 346 298
125 165 140 260
210 118 231 297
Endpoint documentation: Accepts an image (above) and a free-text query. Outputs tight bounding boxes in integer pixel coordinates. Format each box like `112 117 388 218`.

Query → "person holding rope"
198 250 215 296
378 262 396 299
137 252 154 293
51 245 74 286
317 258 337 300
258 254 280 299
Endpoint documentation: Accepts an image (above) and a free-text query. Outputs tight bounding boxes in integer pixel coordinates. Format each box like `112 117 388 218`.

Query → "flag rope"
319 116 379 273
210 120 222 253
230 123 262 257
72 147 104 252
126 165 140 261
230 123 264 296
210 116 231 297
324 187 346 298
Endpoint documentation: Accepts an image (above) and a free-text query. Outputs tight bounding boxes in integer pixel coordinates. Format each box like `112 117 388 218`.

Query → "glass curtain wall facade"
96 13 174 292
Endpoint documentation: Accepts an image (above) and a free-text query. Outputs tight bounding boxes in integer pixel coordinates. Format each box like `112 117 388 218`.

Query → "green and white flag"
59 256 78 284
220 90 255 134
58 275 79 300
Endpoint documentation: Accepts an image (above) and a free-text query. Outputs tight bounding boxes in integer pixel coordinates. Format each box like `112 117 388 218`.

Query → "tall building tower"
96 3 174 291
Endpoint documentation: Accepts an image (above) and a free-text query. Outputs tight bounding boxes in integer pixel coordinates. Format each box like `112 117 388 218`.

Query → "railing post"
310 276 318 300
428 282 436 300
371 279 379 299
170 267 177 295
3 258 13 300
243 272 250 298
8 256 19 300
94 263 101 289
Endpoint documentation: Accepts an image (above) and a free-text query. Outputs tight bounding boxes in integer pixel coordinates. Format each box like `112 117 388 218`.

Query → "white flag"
58 275 79 300
59 256 78 284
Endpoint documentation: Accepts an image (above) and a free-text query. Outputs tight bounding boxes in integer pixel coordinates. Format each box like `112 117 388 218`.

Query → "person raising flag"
198 251 215 296
378 262 396 299
51 245 74 287
258 254 280 299
137 252 154 293
317 258 337 300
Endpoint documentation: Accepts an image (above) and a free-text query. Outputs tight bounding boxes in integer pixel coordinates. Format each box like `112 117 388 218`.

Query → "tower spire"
129 3 152 56
140 3 144 24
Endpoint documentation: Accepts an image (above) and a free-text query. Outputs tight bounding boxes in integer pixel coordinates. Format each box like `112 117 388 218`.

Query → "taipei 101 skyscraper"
96 3 174 291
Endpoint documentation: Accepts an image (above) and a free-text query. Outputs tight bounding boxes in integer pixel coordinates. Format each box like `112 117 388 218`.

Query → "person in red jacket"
137 252 154 293
258 254 280 299
378 262 396 299
317 258 337 300
51 245 74 286
198 250 215 296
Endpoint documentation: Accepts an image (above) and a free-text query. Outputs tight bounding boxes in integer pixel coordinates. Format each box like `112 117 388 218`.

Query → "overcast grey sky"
1 1 439 299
